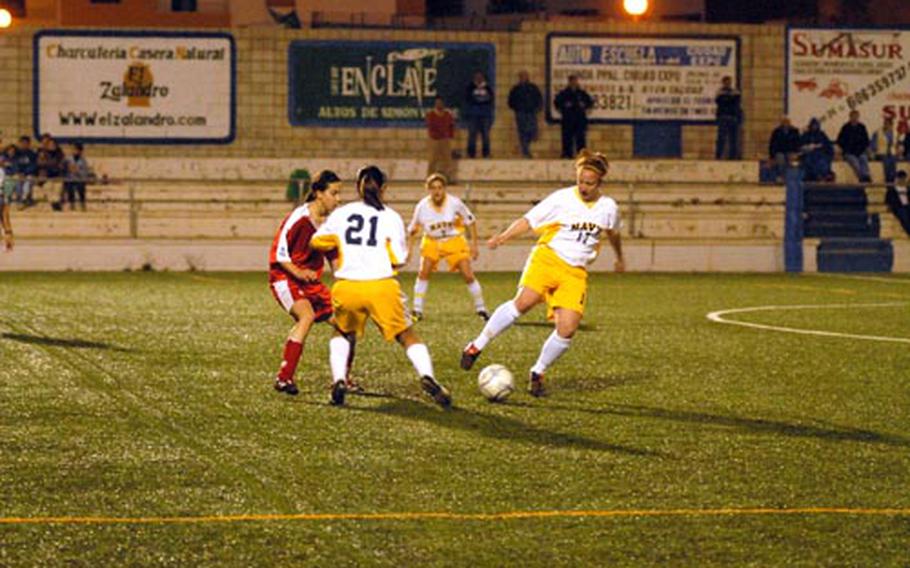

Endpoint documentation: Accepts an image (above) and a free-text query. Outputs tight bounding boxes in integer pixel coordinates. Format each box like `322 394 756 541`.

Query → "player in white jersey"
460 150 624 397
311 165 452 408
408 173 488 321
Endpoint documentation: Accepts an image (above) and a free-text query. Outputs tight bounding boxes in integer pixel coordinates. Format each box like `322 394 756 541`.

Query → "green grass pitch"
1 271 909 566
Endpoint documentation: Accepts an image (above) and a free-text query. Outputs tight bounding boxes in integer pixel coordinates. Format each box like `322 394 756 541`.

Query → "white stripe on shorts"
272 280 295 313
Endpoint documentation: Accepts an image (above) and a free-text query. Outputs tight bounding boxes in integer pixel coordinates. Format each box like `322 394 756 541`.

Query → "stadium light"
623 0 648 18
0 9 13 29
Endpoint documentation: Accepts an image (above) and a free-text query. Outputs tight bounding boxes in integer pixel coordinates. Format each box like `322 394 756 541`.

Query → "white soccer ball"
478 364 515 402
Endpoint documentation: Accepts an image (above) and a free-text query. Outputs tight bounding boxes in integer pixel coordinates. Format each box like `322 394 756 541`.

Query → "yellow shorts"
331 278 412 342
420 235 470 272
519 245 588 316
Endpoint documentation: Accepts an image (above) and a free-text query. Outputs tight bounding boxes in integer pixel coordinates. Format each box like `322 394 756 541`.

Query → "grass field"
1 271 909 566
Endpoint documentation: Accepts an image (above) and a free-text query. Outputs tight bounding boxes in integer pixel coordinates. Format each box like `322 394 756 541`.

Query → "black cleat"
420 376 452 408
460 343 482 371
330 381 347 406
477 310 490 322
528 371 548 398
274 379 299 396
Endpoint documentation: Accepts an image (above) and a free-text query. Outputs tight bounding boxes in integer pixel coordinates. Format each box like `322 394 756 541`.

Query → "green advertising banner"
288 40 495 127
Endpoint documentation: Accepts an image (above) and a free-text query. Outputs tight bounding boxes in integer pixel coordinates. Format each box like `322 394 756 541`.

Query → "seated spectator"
37 136 65 181
836 110 871 183
869 116 900 182
53 143 94 211
768 116 801 182
885 170 910 236
13 136 37 207
799 118 834 182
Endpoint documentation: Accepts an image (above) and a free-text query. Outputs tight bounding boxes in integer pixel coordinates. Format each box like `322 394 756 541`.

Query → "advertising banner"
34 30 236 144
787 27 910 131
288 40 495 127
546 34 739 123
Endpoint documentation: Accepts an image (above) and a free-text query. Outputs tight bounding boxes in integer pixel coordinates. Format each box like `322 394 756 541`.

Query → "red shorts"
269 272 333 322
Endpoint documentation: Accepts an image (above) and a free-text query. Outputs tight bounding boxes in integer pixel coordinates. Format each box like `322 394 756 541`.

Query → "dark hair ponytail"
356 165 385 211
305 170 341 202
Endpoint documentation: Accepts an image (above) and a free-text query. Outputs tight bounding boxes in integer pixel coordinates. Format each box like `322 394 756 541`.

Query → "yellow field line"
2 508 909 526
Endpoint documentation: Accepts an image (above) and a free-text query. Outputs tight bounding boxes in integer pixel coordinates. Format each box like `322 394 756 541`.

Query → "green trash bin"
286 168 311 203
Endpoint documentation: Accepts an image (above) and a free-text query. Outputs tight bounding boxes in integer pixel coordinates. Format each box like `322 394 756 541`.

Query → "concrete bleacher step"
817 238 894 272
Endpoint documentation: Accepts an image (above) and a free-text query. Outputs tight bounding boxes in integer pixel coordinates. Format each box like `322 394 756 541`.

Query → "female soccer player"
311 165 451 408
408 173 487 321
268 170 342 395
460 149 624 397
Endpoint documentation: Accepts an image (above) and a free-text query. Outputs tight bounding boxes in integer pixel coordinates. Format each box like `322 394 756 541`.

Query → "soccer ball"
478 364 515 402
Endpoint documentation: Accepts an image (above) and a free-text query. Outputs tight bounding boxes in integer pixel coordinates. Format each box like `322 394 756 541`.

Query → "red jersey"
426 109 455 140
269 203 337 278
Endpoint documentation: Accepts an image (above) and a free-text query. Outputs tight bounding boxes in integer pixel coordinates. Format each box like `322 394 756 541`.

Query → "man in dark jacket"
554 75 593 159
800 118 835 182
768 116 801 182
715 76 742 160
836 110 871 182
507 71 543 158
885 170 910 235
464 71 494 159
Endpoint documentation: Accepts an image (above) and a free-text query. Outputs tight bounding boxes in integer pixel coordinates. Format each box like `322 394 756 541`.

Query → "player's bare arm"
468 222 480 259
488 217 530 249
605 228 625 273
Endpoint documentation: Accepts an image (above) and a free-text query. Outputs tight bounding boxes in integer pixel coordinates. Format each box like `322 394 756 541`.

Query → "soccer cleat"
412 310 423 322
330 381 347 406
528 372 547 398
274 379 299 396
420 376 452 408
477 310 490 322
460 343 482 371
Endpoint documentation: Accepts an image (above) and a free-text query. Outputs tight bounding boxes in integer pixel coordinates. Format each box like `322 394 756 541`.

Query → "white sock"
531 331 572 375
406 343 434 378
466 279 486 312
473 301 520 350
329 336 350 383
413 279 429 312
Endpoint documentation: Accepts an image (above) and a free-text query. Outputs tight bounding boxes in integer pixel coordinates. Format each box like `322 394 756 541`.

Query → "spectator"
714 75 742 160
799 118 835 182
901 125 910 161
37 135 65 181
425 96 455 181
464 71 494 159
554 75 593 159
507 71 543 159
54 143 94 212
13 136 37 207
885 170 910 236
0 152 12 251
768 116 801 182
869 115 900 182
836 110 872 183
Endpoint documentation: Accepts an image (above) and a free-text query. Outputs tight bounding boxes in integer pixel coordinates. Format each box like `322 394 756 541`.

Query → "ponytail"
356 165 386 211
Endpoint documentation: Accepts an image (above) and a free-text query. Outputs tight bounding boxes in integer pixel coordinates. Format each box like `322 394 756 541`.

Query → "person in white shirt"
408 173 488 322
311 165 452 407
886 169 910 235
460 150 624 397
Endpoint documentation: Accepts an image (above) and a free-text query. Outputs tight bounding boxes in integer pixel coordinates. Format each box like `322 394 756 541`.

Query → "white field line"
810 273 910 285
706 303 910 344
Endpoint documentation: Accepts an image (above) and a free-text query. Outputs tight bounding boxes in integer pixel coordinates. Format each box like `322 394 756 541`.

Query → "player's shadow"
1 332 133 352
350 398 661 457
513 321 601 332
539 402 910 448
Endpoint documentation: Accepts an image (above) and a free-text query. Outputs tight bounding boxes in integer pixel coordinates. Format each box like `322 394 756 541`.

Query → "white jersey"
524 186 620 267
312 201 409 281
408 194 475 240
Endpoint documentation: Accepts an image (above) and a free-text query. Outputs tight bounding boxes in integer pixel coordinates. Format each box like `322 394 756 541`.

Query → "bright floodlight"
623 0 648 17
0 9 12 29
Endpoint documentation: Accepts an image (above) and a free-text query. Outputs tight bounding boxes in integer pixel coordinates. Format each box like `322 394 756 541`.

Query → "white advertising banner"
787 27 910 132
35 30 235 144
546 34 739 122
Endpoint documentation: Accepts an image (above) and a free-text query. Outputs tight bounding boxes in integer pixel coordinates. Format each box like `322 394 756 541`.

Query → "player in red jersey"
268 170 342 395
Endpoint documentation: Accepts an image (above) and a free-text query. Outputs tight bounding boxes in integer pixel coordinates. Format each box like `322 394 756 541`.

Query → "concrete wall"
0 20 785 161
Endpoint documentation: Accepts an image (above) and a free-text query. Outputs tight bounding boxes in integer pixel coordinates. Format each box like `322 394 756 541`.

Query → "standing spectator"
768 116 801 182
799 118 835 182
900 124 910 162
714 76 742 160
554 75 593 159
869 116 900 182
0 153 13 251
885 170 910 235
464 71 494 159
54 143 94 211
13 136 37 207
507 71 543 159
836 110 871 182
425 96 455 181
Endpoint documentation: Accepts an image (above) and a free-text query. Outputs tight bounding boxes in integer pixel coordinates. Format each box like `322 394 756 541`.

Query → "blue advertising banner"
288 40 495 127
